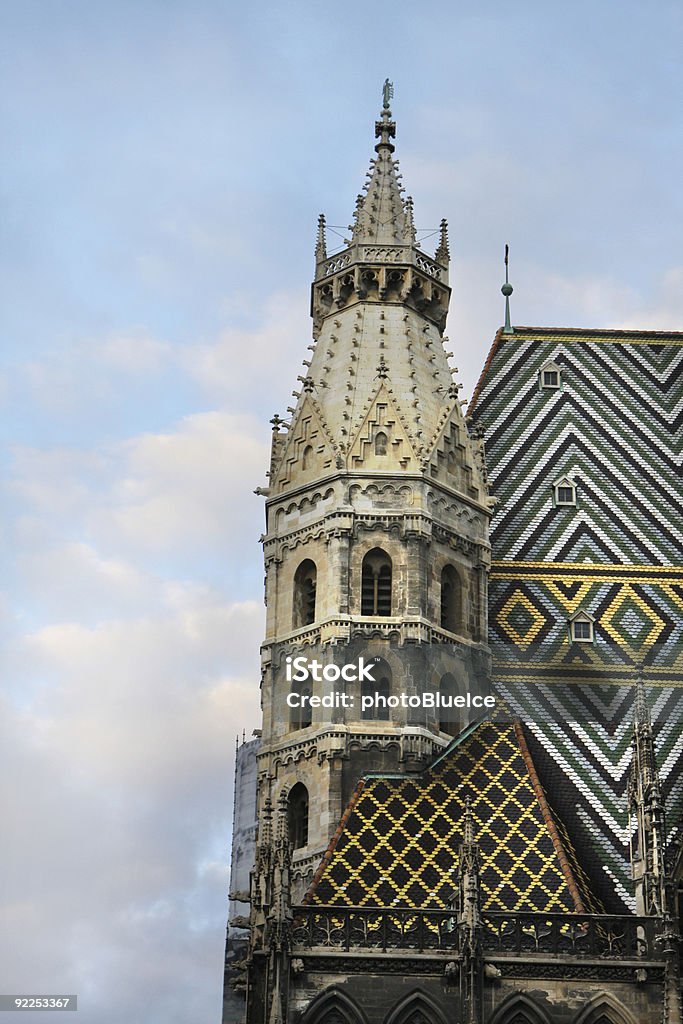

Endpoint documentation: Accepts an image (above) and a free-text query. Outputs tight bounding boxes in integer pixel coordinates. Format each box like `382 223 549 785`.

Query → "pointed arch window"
573 993 637 1024
361 659 391 721
384 992 449 1024
293 559 317 628
489 992 552 1024
440 565 462 634
361 549 392 616
288 782 309 850
289 655 313 731
289 679 312 730
299 988 366 1024
374 431 388 456
439 673 459 736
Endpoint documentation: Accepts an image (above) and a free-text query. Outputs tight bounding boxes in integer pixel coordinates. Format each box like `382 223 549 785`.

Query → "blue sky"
1 1 682 1021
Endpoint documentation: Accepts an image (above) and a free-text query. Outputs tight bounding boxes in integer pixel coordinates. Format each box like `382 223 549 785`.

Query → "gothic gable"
270 394 336 494
347 383 419 472
423 401 487 503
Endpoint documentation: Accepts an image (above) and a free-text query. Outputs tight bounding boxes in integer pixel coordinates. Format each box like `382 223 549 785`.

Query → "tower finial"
502 243 514 335
315 213 327 263
375 83 396 152
435 218 450 266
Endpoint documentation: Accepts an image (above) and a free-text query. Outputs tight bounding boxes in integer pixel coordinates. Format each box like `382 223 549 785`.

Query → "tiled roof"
306 720 600 914
469 328 683 911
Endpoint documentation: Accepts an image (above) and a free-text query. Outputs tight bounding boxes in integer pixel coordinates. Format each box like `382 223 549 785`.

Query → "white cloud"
610 266 683 331
185 289 311 408
96 332 172 373
2 391 268 1020
0 589 262 1023
6 410 269 581
97 411 269 560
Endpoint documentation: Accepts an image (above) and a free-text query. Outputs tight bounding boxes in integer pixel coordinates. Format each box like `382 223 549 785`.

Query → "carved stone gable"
347 384 418 471
423 403 485 501
270 395 335 494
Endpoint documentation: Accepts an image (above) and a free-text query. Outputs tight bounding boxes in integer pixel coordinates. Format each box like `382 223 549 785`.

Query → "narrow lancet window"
361 549 392 616
293 559 317 628
288 783 309 849
439 673 459 736
361 661 391 721
289 679 312 730
440 565 462 634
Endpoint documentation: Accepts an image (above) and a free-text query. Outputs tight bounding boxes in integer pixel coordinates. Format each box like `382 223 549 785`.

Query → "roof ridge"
302 777 366 905
513 719 587 914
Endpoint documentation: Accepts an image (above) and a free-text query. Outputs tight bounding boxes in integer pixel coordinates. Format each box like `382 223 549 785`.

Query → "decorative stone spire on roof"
629 666 668 919
315 214 327 262
350 94 412 246
435 218 450 267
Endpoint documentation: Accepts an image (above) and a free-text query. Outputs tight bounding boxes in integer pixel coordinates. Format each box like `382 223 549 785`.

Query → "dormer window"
540 360 561 390
554 476 576 506
569 610 594 643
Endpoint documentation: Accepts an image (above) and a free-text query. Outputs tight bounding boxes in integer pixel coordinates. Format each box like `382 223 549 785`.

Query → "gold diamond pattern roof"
308 722 594 913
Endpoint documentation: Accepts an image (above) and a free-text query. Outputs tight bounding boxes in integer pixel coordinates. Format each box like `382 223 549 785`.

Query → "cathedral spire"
435 218 450 268
315 213 327 262
350 84 413 246
629 665 667 917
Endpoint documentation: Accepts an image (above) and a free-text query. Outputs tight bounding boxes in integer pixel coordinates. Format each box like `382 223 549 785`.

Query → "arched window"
299 987 367 1024
361 549 392 616
361 659 391 721
489 993 552 1024
440 565 461 634
439 673 458 736
289 668 312 730
302 444 314 470
573 993 636 1024
374 431 388 456
288 783 309 850
385 992 449 1024
293 559 317 628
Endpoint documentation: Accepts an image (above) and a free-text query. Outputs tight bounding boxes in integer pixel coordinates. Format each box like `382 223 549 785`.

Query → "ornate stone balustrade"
318 245 444 281
291 906 662 960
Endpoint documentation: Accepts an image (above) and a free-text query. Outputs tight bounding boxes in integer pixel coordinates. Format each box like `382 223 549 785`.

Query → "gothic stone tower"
225 96 682 1024
248 94 491 956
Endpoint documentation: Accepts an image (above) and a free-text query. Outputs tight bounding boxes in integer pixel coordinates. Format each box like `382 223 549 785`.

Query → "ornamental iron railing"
291 907 661 960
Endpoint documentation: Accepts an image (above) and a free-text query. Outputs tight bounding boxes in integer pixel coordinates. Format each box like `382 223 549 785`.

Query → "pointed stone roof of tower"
350 102 416 246
269 91 488 501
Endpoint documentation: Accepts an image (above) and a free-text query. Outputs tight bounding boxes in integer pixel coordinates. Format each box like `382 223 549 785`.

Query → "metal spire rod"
502 243 514 335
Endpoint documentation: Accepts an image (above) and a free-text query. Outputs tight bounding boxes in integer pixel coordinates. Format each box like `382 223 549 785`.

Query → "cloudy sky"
1 1 682 1021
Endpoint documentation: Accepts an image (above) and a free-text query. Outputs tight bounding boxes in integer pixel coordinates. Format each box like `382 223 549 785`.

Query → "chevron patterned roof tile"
469 329 683 912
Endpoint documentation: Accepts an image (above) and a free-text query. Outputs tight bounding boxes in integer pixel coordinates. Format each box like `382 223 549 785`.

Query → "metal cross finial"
382 78 394 110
